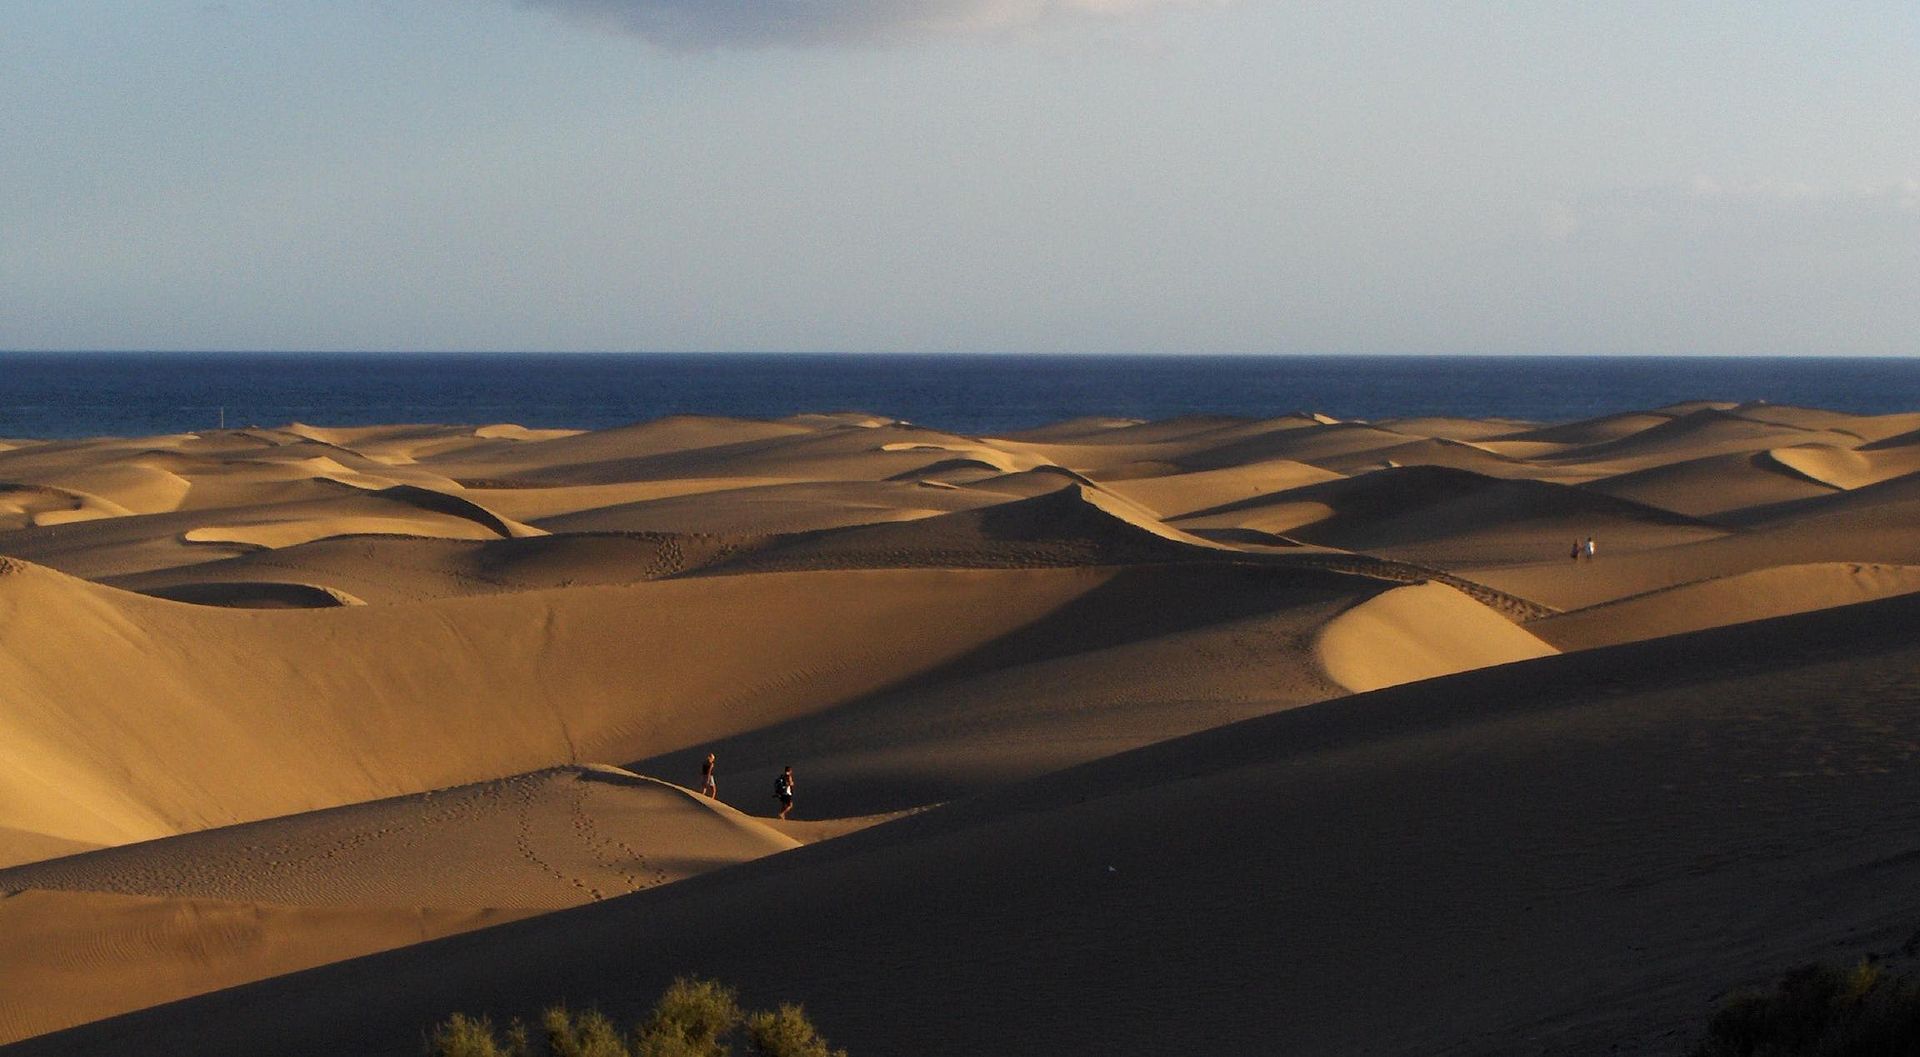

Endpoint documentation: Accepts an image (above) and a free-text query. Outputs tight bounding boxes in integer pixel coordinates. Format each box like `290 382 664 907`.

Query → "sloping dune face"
25 592 1920 1057
1315 581 1558 693
0 557 1110 856
5 403 1920 1053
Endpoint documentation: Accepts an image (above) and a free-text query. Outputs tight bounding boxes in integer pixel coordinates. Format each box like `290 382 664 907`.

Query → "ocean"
1 352 1916 440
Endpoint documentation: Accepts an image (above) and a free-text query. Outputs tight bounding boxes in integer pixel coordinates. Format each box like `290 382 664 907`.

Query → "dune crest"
7 404 1920 1053
1314 580 1558 693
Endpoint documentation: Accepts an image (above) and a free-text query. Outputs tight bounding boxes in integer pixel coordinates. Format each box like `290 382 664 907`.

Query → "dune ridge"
6 402 1920 1054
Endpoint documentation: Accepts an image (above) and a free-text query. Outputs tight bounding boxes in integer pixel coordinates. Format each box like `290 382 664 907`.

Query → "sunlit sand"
5 402 1920 1054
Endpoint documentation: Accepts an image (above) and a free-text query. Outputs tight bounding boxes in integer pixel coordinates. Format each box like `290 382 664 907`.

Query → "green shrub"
745 1004 847 1057
633 977 744 1057
1693 961 1920 1056
545 1007 629 1057
428 978 838 1057
431 1013 510 1057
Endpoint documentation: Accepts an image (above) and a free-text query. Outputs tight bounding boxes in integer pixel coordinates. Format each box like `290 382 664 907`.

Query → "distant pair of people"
698 754 795 820
1570 536 1596 561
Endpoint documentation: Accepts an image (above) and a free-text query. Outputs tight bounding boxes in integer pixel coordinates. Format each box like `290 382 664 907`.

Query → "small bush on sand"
428 979 841 1057
633 977 744 1057
431 1013 514 1057
1693 961 1920 1056
545 1007 628 1057
745 1004 848 1057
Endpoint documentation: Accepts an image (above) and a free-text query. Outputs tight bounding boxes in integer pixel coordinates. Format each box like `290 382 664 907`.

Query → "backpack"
774 775 788 799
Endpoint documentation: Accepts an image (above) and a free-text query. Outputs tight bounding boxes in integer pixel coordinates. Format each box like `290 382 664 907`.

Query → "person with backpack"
775 766 795 820
700 753 717 799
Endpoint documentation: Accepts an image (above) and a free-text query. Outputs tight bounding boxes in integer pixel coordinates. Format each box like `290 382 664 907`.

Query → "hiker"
1584 536 1596 560
700 753 717 799
1570 540 1581 562
775 766 795 820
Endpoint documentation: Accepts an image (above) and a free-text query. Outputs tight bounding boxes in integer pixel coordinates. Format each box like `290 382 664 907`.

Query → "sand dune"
110 531 764 603
1096 458 1344 518
0 766 796 909
532 479 999 535
0 556 1120 860
1536 407 1861 470
1315 580 1557 692
701 483 1235 574
628 563 1552 817
136 579 367 608
7 404 1920 1054
23 592 1920 1057
1530 561 1920 650
1586 450 1839 518
1174 464 1722 565
0 889 523 1044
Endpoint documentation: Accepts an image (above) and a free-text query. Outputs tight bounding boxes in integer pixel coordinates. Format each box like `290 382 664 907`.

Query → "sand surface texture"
3 404 1920 1054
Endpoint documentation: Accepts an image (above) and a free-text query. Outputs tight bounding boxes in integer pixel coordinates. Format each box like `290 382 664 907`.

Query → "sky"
2 1 1915 356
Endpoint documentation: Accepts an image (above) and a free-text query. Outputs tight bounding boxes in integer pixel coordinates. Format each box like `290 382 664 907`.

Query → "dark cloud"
524 0 1206 48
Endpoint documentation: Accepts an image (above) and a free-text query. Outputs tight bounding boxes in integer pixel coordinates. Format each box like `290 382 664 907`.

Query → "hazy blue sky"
3 2 1915 355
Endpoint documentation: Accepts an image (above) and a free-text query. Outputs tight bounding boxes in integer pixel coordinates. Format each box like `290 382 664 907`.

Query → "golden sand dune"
701 483 1236 574
532 479 1002 535
1586 449 1840 517
0 482 131 531
0 766 795 909
0 889 521 1044
109 531 764 603
1373 415 1536 440
6 404 1920 1054
1486 408 1683 447
0 557 1116 861
1315 580 1557 692
1536 406 1863 470
482 421 1005 487
1474 471 1920 609
25 592 1920 1057
5 462 192 517
1762 441 1920 491
441 414 815 481
0 765 832 1040
1096 458 1343 518
626 564 1553 817
136 579 367 608
179 491 545 551
458 477 800 521
1530 561 1920 650
1174 464 1722 565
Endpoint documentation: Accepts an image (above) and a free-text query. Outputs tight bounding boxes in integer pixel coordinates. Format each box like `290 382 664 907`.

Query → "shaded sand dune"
136 579 366 608
1471 471 1920 610
629 565 1554 817
532 479 1002 535
703 483 1239 574
0 767 815 1042
180 484 546 550
1095 458 1344 519
1533 407 1862 470
1586 450 1841 518
20 593 1920 1057
108 531 768 604
8 404 1920 1054
0 766 797 909
1530 562 1920 650
0 890 521 1046
0 550 1541 862
0 557 1119 860
1174 464 1723 564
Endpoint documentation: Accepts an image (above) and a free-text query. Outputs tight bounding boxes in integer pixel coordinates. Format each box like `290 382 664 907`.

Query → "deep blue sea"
2 353 1918 440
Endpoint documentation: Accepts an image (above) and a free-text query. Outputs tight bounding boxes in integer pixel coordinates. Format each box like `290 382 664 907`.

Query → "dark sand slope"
18 592 1920 1057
